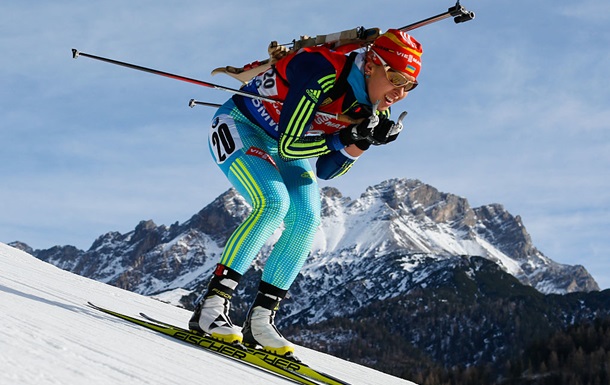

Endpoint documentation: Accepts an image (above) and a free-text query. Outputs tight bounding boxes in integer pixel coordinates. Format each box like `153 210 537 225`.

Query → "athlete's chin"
378 101 391 111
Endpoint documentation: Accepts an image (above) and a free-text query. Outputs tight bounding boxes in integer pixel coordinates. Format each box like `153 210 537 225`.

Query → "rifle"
213 1 474 83
72 1 474 112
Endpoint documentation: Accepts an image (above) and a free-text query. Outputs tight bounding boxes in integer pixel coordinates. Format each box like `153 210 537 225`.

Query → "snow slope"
0 242 416 385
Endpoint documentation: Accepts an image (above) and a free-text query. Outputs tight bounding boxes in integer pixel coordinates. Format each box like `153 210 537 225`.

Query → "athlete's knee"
285 206 321 235
251 192 290 224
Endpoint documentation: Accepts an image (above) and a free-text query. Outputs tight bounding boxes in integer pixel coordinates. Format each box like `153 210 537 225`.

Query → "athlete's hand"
367 117 397 145
367 111 407 146
343 117 374 139
338 119 374 150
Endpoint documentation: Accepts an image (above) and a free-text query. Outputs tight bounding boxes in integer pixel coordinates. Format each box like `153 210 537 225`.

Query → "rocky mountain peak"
358 178 476 227
474 203 537 260
19 178 599 299
182 188 250 245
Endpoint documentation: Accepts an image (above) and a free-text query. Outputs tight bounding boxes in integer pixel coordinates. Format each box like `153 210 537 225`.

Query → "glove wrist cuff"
354 139 371 151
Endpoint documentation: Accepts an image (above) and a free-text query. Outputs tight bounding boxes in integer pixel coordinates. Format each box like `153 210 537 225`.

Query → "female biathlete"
189 29 423 357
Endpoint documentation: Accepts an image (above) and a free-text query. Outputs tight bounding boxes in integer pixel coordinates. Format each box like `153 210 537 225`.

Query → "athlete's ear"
364 52 375 74
362 63 371 76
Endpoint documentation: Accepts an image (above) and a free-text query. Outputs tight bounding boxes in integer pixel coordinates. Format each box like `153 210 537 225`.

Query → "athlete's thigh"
275 157 320 215
208 109 287 205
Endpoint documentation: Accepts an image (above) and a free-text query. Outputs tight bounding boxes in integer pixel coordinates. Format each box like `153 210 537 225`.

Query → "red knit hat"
371 29 423 79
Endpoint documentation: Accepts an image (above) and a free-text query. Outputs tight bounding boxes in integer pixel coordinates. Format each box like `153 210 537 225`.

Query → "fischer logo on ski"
87 302 350 385
172 330 248 359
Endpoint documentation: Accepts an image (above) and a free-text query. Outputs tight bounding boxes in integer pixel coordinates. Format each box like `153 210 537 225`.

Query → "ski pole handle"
368 101 380 129
389 111 408 137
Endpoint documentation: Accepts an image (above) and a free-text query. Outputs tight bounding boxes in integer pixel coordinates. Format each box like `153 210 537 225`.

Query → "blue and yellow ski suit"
208 48 385 290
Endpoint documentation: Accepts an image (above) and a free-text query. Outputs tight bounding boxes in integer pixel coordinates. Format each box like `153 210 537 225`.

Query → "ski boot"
189 264 243 344
242 281 295 356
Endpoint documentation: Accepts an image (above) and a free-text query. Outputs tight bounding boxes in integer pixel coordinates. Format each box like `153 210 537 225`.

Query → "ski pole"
187 98 363 125
71 49 284 105
188 99 374 137
71 49 356 121
188 99 222 109
398 0 475 31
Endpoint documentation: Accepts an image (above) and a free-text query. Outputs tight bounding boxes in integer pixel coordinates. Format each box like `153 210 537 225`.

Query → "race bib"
209 115 243 164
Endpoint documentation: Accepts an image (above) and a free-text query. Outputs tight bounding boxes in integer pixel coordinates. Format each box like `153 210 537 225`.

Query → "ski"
137 312 349 385
87 302 349 385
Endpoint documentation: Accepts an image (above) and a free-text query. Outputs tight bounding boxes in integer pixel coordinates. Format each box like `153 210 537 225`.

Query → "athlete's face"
364 55 413 111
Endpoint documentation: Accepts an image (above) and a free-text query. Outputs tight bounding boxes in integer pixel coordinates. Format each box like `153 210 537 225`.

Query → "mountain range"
12 178 609 382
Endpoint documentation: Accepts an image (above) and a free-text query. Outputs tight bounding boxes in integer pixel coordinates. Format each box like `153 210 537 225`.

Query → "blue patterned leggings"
208 100 321 290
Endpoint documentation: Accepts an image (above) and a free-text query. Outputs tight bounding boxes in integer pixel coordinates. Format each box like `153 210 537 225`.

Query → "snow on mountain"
15 178 599 326
0 242 415 385
315 179 597 293
274 179 598 325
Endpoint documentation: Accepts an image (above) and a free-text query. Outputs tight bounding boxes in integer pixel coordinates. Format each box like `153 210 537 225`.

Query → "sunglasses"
371 51 418 92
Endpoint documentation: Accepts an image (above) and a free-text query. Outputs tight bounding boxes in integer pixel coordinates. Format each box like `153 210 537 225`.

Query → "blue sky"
2 1 609 289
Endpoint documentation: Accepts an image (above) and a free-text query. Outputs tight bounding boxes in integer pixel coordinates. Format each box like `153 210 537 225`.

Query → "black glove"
338 116 377 150
353 138 371 151
366 117 397 145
